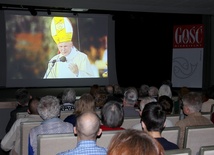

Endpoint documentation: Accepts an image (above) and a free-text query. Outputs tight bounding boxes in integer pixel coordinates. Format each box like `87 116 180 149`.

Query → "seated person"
100 101 124 130
141 102 179 150
132 96 157 130
64 93 96 126
158 95 174 127
57 111 107 155
28 95 74 155
60 88 76 111
6 88 32 133
175 92 213 149
123 87 139 118
1 97 42 155
107 129 164 155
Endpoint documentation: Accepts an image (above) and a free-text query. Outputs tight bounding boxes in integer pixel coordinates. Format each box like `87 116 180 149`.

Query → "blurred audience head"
27 97 40 115
138 84 149 98
37 95 61 120
107 129 164 155
123 87 138 106
101 101 124 128
158 84 172 98
61 88 76 104
158 95 173 115
74 93 95 115
15 88 32 106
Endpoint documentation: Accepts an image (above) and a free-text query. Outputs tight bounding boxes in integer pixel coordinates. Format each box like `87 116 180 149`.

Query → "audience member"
64 93 96 126
158 84 172 99
57 111 107 155
112 84 123 102
161 80 178 96
28 95 74 155
94 90 108 109
104 84 124 103
1 97 42 155
201 85 214 112
89 84 101 98
173 86 190 114
107 129 165 155
158 95 174 127
100 101 124 131
123 87 139 118
148 86 159 100
105 84 114 95
132 96 157 130
5 88 32 133
138 84 149 99
141 102 179 150
60 88 76 111
175 92 213 148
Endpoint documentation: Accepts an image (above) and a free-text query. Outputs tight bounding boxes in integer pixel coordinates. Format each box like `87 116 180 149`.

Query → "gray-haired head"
37 95 61 120
61 88 76 104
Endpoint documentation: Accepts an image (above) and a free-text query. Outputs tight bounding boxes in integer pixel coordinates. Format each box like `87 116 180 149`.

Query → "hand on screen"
68 63 79 75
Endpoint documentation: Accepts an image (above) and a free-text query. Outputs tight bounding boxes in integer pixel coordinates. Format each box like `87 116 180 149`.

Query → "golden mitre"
51 17 73 44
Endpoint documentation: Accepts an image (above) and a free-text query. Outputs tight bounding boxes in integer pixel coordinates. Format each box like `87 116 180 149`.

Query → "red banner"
173 24 204 48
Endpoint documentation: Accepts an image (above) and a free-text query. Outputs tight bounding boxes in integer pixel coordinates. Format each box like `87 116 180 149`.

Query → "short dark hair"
141 102 166 132
158 95 173 115
28 97 40 114
15 88 31 106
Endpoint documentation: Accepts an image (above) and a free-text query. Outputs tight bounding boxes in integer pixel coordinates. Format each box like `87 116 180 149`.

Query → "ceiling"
0 0 214 15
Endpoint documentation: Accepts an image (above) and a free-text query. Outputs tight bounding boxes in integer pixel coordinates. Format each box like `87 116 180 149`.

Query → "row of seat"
19 121 180 155
165 145 214 155
17 111 214 155
36 124 214 155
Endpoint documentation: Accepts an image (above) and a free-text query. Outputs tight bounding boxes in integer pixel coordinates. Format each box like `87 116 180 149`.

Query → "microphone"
59 56 66 62
49 56 67 64
45 56 67 78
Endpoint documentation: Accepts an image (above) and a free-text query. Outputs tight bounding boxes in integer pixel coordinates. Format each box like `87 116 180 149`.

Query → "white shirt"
1 115 42 155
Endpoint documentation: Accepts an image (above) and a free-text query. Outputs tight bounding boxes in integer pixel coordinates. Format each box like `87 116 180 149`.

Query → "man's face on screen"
57 41 73 56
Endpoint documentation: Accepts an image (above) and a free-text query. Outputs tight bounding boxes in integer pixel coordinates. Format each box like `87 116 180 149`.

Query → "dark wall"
115 13 203 88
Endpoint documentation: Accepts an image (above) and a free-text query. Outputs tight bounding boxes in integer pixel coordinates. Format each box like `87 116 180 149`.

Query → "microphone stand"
44 56 66 79
44 61 56 79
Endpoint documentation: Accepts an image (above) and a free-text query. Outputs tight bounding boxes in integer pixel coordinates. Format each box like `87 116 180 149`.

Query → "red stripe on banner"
173 24 204 48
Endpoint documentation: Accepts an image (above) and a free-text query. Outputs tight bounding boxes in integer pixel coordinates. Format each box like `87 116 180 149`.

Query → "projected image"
5 13 108 79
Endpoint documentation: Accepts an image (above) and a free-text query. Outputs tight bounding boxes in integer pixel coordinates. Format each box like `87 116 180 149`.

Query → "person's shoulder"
77 51 88 57
175 119 183 126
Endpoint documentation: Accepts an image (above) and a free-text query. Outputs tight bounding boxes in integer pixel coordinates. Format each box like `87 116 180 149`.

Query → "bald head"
75 111 101 140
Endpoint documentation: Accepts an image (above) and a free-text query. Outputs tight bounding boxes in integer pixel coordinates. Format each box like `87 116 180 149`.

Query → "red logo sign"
173 24 204 48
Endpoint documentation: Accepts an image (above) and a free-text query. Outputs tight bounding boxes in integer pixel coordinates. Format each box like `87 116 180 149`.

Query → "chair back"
16 112 29 119
166 114 180 125
183 124 214 155
201 112 211 120
97 130 121 148
199 145 214 155
37 133 76 155
37 130 121 154
60 110 74 120
20 121 41 155
121 117 141 129
162 126 180 145
165 148 191 155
